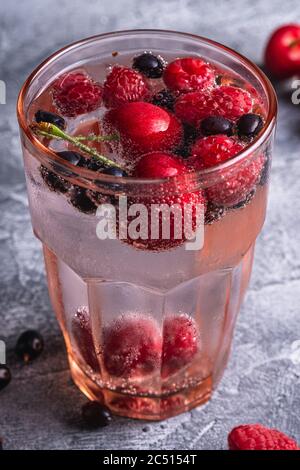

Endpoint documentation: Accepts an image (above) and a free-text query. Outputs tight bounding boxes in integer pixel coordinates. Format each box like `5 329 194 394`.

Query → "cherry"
265 24 300 79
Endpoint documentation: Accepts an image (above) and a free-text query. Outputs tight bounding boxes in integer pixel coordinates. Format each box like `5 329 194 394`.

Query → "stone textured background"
1 0 300 450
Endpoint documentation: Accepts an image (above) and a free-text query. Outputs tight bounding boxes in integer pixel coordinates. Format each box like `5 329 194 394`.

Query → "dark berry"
81 401 112 428
151 89 176 111
15 330 44 362
98 167 128 196
260 152 271 186
0 365 11 391
201 116 233 136
35 109 66 130
86 160 104 171
77 158 103 171
237 113 264 138
69 187 97 214
205 202 226 225
175 124 198 158
40 165 70 193
57 151 83 166
133 52 165 78
102 167 128 177
231 189 255 209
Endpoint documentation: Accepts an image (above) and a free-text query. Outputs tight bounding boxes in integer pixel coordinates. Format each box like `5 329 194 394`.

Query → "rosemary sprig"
32 122 123 170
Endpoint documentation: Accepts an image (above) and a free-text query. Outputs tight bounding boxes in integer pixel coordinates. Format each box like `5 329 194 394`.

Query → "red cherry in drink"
134 151 187 178
103 314 162 378
265 24 300 79
103 102 183 161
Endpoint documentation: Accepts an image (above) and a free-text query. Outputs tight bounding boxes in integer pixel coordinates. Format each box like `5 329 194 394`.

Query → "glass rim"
17 28 277 187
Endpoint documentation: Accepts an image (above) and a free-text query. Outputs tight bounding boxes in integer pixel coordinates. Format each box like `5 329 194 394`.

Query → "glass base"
42 240 255 420
69 356 213 421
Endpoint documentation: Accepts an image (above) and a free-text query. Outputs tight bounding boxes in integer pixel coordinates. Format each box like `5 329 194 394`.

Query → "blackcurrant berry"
0 365 11 391
237 113 264 138
133 52 165 78
81 401 112 428
40 165 70 193
201 116 233 136
205 202 226 225
102 167 128 177
77 157 104 172
151 89 176 111
175 123 198 158
57 151 83 166
15 330 44 363
69 187 97 214
259 154 271 186
35 109 65 130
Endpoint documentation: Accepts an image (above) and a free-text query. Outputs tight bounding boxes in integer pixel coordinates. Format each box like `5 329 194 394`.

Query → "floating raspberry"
162 314 199 377
190 135 263 206
210 86 253 120
52 72 102 117
103 314 162 378
228 424 299 450
163 57 215 93
103 102 183 160
103 66 149 108
190 135 244 169
174 91 212 127
206 157 263 207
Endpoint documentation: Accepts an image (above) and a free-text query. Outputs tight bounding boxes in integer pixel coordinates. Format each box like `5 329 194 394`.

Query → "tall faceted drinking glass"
17 31 277 420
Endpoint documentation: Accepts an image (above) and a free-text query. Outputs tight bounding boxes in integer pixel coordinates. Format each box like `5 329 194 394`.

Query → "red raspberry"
103 66 150 108
163 57 215 93
211 86 253 120
103 102 183 160
175 86 252 127
162 314 199 378
265 24 300 79
52 72 102 117
72 307 100 372
228 424 299 450
190 136 263 207
174 91 212 127
190 135 244 168
53 72 90 91
103 314 162 378
124 152 206 251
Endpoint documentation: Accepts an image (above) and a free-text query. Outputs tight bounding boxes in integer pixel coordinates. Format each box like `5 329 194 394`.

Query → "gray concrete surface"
0 0 300 450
